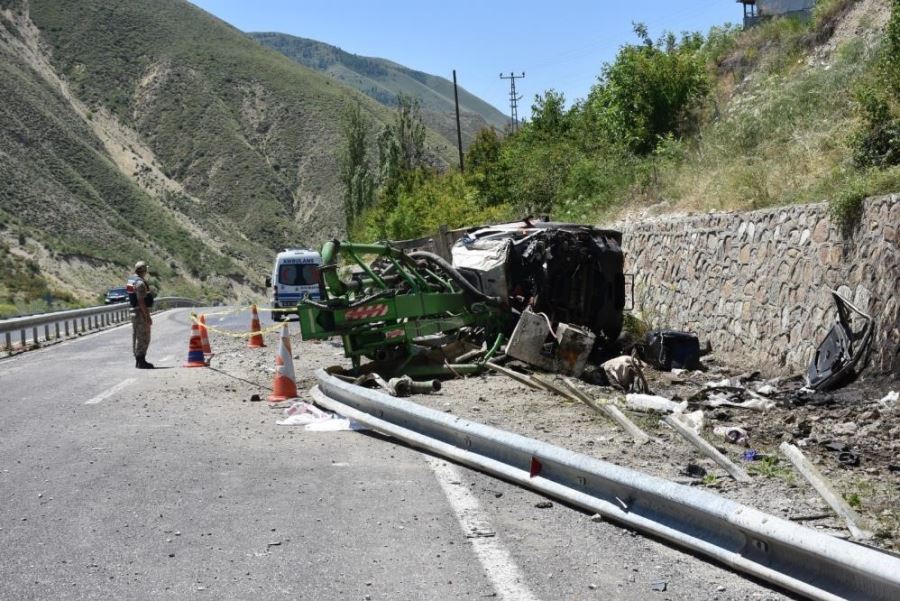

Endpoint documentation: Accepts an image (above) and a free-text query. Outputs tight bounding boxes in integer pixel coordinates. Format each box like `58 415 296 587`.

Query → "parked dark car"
104 287 128 305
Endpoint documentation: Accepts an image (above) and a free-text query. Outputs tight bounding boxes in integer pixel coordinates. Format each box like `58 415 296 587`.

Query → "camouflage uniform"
128 261 154 369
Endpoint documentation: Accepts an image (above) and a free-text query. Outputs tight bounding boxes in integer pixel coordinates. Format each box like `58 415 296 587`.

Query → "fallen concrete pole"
557 378 652 446
779 442 873 540
664 414 752 483
485 361 550 391
313 368 900 601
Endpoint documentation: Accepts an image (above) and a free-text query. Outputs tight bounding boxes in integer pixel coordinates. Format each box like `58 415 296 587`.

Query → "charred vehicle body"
451 220 626 348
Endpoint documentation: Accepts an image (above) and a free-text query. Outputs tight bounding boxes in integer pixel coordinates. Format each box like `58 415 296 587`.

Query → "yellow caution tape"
201 304 296 316
189 312 284 339
256 306 296 314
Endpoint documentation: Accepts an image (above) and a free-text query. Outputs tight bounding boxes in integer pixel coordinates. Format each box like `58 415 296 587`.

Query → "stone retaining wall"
621 194 899 377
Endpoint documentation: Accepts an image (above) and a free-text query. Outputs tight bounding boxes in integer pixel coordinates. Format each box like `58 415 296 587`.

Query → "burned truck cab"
450 220 627 349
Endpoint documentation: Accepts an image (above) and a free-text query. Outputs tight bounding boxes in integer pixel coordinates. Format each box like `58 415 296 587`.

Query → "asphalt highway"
0 308 785 600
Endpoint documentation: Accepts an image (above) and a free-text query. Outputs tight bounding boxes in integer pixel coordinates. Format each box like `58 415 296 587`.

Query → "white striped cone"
268 323 298 402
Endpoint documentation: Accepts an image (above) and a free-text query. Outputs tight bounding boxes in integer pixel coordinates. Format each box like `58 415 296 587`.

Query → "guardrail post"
65 320 70 336
20 329 26 348
32 327 38 345
80 317 86 332
44 324 50 341
54 322 60 339
4 332 10 351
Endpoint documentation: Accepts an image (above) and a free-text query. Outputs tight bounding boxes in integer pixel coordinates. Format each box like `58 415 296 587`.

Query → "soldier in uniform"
127 261 155 369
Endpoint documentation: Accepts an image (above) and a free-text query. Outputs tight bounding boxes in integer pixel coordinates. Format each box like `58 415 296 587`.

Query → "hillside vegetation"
353 0 900 241
249 32 508 148
0 0 458 314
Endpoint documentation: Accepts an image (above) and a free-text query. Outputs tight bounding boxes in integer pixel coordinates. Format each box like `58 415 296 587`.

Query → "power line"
499 72 525 132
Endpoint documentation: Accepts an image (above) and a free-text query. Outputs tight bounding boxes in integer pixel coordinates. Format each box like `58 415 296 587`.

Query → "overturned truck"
452 220 626 347
293 219 627 377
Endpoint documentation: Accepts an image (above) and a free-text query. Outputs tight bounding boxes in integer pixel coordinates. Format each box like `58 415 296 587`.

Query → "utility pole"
452 70 464 172
500 72 525 133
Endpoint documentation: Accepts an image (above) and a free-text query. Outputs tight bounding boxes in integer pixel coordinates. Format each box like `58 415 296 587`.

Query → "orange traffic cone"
268 324 298 402
247 304 266 348
199 313 213 355
183 321 207 367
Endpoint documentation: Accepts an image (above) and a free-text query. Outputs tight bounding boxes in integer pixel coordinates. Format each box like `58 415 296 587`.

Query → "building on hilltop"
736 0 816 28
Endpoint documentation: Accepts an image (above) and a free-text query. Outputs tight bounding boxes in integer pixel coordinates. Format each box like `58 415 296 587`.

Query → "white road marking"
158 355 173 363
425 457 540 601
85 378 136 405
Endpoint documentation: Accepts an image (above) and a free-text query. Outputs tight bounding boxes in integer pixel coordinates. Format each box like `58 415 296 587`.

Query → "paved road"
0 308 784 600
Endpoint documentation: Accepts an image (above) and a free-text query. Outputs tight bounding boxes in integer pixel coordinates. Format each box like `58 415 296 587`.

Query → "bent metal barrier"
313 369 900 601
0 297 203 352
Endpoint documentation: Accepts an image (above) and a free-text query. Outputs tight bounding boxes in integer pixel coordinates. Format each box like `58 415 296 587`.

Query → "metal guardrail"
313 369 900 601
0 297 203 352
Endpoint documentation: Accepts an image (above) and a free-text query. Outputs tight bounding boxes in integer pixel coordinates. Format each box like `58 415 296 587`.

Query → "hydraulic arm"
292 240 507 375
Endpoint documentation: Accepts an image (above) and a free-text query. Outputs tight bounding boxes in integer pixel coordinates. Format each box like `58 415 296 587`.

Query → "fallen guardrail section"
0 297 203 352
312 368 900 601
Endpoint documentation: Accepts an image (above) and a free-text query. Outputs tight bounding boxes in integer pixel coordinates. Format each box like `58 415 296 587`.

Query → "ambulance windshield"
278 264 320 286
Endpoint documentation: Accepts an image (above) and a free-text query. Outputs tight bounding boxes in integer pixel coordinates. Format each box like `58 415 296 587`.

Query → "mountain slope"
0 0 456 310
248 32 509 147
0 1 246 305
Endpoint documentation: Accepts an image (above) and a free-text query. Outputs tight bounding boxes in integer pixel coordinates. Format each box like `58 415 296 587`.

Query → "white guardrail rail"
313 368 900 601
0 297 203 352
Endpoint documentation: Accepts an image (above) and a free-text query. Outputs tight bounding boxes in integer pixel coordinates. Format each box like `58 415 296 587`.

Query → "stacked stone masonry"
621 194 899 377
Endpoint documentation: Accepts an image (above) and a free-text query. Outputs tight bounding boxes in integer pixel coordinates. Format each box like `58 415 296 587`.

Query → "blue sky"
189 1 740 118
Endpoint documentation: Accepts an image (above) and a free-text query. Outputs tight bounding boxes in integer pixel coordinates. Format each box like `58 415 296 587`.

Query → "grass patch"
747 455 795 484
702 473 719 487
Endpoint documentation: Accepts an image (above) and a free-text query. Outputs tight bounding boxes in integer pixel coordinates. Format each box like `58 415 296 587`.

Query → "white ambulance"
266 248 322 321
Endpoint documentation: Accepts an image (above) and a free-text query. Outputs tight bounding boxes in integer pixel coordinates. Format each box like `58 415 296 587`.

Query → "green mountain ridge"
0 0 457 312
248 32 509 147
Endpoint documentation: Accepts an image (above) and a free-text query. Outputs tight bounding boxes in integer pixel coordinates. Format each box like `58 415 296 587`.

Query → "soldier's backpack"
126 276 155 308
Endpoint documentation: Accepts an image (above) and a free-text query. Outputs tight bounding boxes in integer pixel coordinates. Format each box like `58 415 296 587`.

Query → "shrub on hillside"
354 172 512 241
852 0 900 169
585 25 709 154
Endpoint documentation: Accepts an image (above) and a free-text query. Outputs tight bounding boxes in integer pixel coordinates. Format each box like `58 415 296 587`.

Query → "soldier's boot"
136 355 155 369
